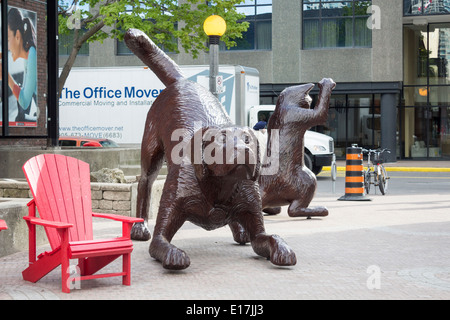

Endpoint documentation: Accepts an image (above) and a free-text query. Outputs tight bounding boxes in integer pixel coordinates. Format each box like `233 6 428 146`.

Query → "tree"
58 0 249 97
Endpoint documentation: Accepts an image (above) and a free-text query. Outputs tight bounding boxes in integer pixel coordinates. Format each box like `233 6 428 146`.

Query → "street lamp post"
203 15 227 99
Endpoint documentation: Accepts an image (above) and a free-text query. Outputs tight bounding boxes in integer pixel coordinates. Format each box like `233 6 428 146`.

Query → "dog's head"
267 83 315 130
279 83 315 110
190 126 261 182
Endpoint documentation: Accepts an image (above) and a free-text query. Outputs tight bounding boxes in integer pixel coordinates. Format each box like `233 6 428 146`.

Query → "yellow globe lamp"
203 15 227 37
203 15 226 99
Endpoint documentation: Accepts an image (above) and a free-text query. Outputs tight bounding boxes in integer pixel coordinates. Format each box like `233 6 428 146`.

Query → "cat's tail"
124 28 185 87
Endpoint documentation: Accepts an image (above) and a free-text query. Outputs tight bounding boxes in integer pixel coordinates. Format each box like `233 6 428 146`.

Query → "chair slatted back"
23 154 94 250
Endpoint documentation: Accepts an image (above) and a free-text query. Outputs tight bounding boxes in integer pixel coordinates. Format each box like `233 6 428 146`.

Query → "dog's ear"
248 129 261 181
193 161 208 181
190 127 210 181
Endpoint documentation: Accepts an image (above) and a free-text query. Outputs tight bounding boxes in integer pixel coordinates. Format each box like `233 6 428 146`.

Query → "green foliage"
58 0 250 58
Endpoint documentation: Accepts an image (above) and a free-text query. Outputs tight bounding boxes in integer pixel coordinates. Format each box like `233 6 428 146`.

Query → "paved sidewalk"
1 190 449 300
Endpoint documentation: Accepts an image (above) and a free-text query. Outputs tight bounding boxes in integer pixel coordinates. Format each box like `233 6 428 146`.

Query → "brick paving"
1 190 449 300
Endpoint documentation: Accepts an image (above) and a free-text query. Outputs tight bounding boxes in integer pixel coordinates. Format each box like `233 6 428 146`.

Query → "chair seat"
69 237 133 259
22 154 142 292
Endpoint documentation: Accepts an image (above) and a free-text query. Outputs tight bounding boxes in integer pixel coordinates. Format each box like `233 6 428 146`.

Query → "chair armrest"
23 216 73 229
92 212 144 224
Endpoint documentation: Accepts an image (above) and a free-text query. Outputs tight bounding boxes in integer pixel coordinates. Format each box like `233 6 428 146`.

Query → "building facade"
60 0 450 160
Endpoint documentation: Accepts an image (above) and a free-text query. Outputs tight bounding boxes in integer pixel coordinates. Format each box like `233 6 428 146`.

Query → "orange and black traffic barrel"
338 145 371 201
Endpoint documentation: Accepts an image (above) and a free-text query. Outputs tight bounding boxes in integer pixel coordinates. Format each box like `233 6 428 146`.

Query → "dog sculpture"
125 29 296 270
229 80 336 245
260 79 336 218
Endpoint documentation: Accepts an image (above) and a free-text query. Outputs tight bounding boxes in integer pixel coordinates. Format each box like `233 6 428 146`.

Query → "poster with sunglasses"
0 6 37 128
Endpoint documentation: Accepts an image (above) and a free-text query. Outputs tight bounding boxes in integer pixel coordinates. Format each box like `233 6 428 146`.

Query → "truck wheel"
312 165 323 175
304 153 313 172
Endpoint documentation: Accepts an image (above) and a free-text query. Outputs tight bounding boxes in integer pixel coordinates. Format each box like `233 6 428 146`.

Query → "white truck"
59 65 334 174
248 105 335 175
59 65 259 143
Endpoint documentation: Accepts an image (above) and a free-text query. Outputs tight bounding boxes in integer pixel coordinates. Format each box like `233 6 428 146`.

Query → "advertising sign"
0 6 38 128
59 66 239 144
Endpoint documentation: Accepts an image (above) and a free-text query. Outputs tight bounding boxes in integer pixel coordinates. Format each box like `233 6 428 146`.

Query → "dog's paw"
130 222 151 241
263 207 282 216
269 235 297 266
288 204 329 218
232 230 251 245
163 247 191 270
229 222 251 245
310 206 329 217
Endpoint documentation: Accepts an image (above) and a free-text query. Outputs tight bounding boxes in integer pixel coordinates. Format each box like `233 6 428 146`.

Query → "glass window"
324 95 349 157
441 106 450 158
303 19 320 48
303 0 372 49
404 24 450 86
222 0 272 51
429 86 450 105
116 40 131 55
404 0 450 16
253 111 272 130
59 140 77 147
403 24 428 86
59 29 89 56
406 105 450 158
58 1 89 56
348 95 377 148
402 23 450 159
312 93 381 157
403 24 450 98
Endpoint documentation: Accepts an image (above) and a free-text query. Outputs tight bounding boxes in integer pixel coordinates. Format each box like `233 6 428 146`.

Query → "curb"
383 167 450 172
322 166 450 173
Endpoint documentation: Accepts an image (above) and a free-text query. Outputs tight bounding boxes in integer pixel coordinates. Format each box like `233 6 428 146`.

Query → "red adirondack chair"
22 154 144 293
0 219 7 231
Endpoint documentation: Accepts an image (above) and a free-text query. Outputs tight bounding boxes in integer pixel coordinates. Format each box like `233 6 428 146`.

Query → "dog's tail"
124 28 184 87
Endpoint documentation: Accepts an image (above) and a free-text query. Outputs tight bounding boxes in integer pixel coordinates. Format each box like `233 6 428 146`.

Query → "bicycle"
362 148 391 195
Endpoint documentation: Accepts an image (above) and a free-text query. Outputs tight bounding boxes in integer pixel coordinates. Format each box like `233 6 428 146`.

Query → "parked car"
58 136 120 148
